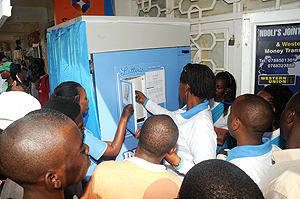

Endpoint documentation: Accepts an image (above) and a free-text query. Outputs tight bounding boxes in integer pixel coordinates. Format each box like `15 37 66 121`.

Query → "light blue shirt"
84 128 107 181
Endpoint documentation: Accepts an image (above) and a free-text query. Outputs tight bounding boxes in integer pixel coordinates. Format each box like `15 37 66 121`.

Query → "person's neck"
23 185 64 199
286 121 300 149
236 133 263 146
39 71 46 77
214 96 225 102
134 147 163 165
186 93 204 111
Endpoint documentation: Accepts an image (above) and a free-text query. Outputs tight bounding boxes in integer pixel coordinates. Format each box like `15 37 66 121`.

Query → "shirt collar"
272 148 300 164
127 157 167 172
227 138 272 161
180 100 209 119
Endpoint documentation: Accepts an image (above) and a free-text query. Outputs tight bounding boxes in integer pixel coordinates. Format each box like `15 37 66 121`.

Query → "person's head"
257 84 293 130
179 63 215 101
215 71 236 102
21 60 26 67
0 55 10 65
136 115 179 159
215 71 236 116
0 109 90 192
31 58 45 76
43 98 85 134
17 66 28 82
51 81 89 114
178 159 264 199
0 91 41 131
227 94 274 140
280 91 300 149
0 62 18 80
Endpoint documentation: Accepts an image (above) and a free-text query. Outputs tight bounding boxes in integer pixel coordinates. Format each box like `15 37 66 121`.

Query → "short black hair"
0 109 73 184
261 85 293 129
32 58 45 68
42 98 81 122
50 81 82 104
180 63 216 100
178 159 264 199
216 71 236 116
139 115 178 158
233 94 274 133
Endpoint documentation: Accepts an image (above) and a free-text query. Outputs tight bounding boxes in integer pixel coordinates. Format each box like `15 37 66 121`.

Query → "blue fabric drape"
47 21 101 140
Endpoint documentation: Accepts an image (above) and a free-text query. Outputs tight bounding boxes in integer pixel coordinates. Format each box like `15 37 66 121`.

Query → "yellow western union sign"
259 75 295 85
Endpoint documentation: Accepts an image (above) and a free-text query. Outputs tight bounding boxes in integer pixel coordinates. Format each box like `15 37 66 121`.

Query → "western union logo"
259 75 295 85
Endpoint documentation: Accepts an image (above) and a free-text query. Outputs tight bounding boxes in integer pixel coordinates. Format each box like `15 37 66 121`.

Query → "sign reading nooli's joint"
255 23 300 93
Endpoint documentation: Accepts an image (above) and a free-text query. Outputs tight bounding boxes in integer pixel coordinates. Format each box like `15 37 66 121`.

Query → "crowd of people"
0 55 49 106
0 60 299 199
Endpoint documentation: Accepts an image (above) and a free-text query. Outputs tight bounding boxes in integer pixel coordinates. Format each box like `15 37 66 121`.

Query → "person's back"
225 94 280 184
85 159 181 199
81 115 182 199
178 159 264 199
259 91 300 198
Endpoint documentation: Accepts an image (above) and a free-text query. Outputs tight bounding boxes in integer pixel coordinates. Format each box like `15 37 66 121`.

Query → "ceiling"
11 0 53 8
0 0 54 48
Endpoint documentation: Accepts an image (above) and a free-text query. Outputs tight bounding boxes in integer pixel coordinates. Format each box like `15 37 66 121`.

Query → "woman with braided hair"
210 71 237 153
136 63 217 179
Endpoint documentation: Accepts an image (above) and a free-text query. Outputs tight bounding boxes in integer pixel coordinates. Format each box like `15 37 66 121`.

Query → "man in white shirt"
259 91 300 198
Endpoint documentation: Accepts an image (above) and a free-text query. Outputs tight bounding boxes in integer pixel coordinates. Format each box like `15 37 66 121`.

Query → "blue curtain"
47 21 101 140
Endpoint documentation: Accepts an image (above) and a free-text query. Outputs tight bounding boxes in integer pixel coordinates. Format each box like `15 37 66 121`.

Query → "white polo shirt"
227 138 281 184
144 99 216 178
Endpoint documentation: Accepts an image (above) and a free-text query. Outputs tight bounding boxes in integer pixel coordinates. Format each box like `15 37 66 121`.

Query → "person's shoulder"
96 160 130 170
166 172 182 185
261 163 300 198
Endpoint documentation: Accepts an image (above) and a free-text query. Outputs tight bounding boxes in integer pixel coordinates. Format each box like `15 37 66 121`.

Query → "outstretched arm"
135 90 173 116
165 153 195 175
103 104 134 157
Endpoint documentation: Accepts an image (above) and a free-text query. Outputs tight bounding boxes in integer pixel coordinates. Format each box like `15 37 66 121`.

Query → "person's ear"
287 109 296 124
232 117 240 131
185 84 190 93
168 146 177 155
45 171 62 190
135 128 141 139
225 87 230 94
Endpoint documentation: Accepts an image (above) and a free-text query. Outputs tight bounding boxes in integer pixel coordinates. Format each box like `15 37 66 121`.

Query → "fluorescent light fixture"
0 0 12 28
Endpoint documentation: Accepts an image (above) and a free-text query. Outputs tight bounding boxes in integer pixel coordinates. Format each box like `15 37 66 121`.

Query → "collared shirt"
259 148 300 199
263 128 286 149
81 156 181 199
144 98 216 179
83 128 107 181
209 99 230 130
128 157 168 172
227 138 281 184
